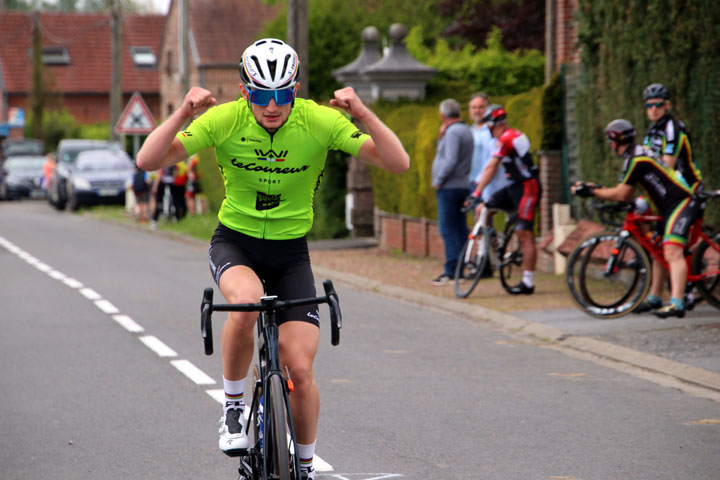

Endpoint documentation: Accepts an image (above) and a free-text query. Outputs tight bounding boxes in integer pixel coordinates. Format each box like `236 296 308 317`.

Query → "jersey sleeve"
663 120 679 156
176 103 236 155
321 106 370 156
494 131 514 158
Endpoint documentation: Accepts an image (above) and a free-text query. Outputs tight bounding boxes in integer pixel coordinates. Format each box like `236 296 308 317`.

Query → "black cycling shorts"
208 223 319 327
485 177 542 231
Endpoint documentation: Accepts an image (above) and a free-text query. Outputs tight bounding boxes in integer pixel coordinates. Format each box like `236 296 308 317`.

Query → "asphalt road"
2 201 719 479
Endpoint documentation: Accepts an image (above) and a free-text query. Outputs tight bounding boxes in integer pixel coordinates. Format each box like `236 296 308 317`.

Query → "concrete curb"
313 266 720 393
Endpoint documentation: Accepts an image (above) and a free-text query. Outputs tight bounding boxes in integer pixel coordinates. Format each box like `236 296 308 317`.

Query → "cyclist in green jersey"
137 38 409 478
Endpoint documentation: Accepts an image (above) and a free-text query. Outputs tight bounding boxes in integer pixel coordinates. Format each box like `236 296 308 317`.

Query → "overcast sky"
149 0 170 14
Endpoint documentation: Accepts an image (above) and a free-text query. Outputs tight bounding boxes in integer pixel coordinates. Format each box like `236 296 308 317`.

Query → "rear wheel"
265 374 290 480
577 233 650 318
691 234 720 309
499 219 523 292
454 230 490 298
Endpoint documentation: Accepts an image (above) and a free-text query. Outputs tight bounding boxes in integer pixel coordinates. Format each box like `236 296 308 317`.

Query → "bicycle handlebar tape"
323 279 342 346
201 287 214 355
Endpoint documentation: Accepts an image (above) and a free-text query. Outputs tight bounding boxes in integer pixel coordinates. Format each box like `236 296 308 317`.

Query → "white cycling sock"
223 377 246 411
297 440 316 472
522 270 534 287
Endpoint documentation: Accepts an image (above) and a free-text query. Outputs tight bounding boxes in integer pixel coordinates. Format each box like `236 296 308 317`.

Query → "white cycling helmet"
239 38 299 90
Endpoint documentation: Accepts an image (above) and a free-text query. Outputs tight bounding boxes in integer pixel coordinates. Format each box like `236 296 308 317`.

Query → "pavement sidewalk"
308 237 720 395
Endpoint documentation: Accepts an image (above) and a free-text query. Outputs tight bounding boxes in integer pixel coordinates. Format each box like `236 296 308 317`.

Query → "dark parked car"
0 155 46 200
47 139 127 210
1 138 44 162
65 149 134 211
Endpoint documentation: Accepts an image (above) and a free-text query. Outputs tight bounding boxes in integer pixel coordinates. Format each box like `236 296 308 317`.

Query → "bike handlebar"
200 279 342 355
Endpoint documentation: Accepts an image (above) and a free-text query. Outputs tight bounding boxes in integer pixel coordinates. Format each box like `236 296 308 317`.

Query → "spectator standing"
171 160 188 220
41 152 56 192
132 165 150 223
431 98 474 285
468 93 510 199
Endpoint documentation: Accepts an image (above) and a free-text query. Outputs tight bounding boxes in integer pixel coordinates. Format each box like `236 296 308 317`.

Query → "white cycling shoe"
218 404 249 455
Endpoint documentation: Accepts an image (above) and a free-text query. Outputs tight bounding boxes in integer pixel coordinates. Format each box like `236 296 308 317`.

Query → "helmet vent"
250 56 265 80
267 59 277 81
280 55 290 80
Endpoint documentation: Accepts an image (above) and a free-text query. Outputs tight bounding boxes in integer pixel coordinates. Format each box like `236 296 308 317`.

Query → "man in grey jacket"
431 98 474 285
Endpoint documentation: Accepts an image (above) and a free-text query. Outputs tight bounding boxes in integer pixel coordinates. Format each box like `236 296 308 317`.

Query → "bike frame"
617 212 720 283
200 280 341 480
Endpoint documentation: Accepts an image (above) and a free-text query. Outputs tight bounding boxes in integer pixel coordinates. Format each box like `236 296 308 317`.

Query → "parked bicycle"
566 190 720 318
201 280 342 480
454 200 523 298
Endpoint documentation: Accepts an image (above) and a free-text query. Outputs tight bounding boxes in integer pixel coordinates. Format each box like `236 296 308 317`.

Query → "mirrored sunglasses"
248 87 295 106
645 101 665 109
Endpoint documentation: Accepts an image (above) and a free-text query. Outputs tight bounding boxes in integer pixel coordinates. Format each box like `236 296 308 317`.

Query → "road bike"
201 280 342 480
454 201 522 298
566 190 720 318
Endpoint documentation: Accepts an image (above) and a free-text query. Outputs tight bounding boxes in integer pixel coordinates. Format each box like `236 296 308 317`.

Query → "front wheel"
454 229 490 298
265 374 291 480
691 234 720 309
575 233 651 318
499 218 523 292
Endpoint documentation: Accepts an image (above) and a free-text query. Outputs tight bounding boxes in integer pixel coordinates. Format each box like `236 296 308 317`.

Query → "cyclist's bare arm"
331 87 410 174
593 183 634 203
662 154 678 170
472 156 501 198
137 87 217 171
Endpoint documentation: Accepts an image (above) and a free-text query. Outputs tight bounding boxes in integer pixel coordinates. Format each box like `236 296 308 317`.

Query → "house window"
41 46 70 65
130 47 157 68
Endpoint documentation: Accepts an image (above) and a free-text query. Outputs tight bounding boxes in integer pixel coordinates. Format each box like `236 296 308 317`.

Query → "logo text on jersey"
231 158 309 175
255 149 288 162
256 191 282 211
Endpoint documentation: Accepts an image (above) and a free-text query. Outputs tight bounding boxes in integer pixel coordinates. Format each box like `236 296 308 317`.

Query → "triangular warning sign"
115 92 156 134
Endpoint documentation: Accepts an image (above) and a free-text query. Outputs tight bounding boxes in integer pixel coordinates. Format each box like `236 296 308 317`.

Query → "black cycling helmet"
482 104 507 127
604 119 636 145
643 83 670 101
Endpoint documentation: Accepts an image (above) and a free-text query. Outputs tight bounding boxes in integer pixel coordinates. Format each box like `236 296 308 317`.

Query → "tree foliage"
437 0 545 51
406 25 544 97
574 0 720 226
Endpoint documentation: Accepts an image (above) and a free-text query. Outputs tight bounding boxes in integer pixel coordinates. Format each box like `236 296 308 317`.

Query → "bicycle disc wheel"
691 234 720 309
499 220 523 292
265 374 291 480
566 231 603 310
454 230 490 298
578 234 650 318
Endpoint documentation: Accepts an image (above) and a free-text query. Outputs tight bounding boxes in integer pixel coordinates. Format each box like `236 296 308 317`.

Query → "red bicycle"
566 190 720 318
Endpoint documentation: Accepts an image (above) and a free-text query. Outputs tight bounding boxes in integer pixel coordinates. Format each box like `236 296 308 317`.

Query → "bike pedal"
222 447 249 458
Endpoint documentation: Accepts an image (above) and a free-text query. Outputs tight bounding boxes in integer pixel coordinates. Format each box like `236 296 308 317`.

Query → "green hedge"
575 0 720 227
370 88 543 219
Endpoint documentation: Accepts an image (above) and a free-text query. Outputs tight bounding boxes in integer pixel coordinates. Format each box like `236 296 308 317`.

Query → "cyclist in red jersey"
471 105 541 294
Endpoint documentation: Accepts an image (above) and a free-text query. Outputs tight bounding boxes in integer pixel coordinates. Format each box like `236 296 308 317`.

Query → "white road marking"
47 270 67 280
112 314 144 333
171 360 216 385
79 288 102 300
62 278 84 289
139 335 177 357
95 299 119 314
0 235 338 474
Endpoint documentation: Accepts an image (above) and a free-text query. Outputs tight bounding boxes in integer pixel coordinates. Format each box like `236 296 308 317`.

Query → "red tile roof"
0 11 163 94
187 0 280 67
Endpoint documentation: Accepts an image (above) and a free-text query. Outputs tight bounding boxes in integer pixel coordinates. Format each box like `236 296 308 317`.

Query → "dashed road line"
0 234 337 473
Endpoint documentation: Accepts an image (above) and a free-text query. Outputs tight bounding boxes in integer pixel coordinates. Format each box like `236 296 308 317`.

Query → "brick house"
158 0 279 122
0 11 164 136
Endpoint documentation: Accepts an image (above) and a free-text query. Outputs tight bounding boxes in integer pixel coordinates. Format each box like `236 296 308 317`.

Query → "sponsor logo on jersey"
351 131 362 139
181 130 192 137
254 148 288 162
231 158 309 175
256 191 282 210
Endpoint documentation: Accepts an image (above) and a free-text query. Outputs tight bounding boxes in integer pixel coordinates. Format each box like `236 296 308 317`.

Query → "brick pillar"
347 155 375 237
538 150 563 238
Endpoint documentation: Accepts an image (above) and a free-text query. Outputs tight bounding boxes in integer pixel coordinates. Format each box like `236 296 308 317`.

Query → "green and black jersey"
618 144 691 214
178 98 369 240
643 114 702 190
